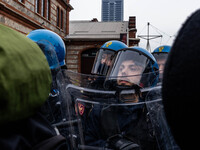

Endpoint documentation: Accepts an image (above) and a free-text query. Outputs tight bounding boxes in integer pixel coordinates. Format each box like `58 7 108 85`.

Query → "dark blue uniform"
84 99 159 150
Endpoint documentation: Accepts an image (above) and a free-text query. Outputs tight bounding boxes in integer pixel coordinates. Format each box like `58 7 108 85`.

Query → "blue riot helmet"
152 45 171 82
27 29 66 66
28 35 63 123
153 45 171 53
36 40 60 70
101 40 128 50
91 40 128 76
27 31 60 82
105 46 159 90
36 40 60 96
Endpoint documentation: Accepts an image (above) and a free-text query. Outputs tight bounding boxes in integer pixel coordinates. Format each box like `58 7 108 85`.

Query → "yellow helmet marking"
106 42 112 47
159 46 164 52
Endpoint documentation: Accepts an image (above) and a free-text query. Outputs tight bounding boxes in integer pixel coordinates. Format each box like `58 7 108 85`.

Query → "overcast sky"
69 0 200 51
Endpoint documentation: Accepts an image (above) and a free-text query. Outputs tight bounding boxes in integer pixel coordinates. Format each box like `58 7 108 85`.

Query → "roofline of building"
59 0 74 10
66 3 74 11
64 37 119 42
64 37 140 42
129 38 140 41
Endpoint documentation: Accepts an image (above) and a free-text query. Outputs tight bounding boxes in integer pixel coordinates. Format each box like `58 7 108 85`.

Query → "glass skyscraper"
102 0 124 22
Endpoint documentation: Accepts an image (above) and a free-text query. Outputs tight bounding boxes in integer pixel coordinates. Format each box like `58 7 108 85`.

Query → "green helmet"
0 24 52 124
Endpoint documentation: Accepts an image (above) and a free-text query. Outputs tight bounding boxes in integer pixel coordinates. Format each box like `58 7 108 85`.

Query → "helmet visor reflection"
106 50 149 88
91 49 115 76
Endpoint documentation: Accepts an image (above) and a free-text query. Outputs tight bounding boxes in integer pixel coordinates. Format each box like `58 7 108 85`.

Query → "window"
57 7 60 27
35 0 40 14
35 0 51 20
57 7 64 29
61 10 63 29
18 0 24 3
41 0 45 17
46 0 50 20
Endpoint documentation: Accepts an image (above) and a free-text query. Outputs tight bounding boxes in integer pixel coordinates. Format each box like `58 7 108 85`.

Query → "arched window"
81 48 98 74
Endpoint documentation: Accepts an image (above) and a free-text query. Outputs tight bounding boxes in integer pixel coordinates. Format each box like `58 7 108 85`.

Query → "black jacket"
0 111 68 150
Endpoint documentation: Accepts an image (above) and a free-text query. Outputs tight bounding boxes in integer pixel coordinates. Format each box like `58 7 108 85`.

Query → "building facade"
65 17 139 74
0 0 73 38
102 0 124 22
0 1 139 74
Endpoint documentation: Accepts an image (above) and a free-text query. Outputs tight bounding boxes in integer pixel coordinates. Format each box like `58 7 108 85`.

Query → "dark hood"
162 9 200 150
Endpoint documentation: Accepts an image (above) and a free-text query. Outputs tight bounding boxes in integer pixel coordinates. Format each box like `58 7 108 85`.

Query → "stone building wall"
0 0 72 37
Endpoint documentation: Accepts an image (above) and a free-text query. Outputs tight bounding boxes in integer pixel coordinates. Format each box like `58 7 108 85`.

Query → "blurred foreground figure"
0 24 68 150
162 9 200 150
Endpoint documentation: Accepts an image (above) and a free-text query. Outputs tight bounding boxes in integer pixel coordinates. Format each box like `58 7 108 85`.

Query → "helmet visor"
152 52 168 81
105 50 155 89
153 53 168 67
91 48 115 76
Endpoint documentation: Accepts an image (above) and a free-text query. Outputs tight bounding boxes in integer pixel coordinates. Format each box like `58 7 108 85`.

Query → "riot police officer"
27 29 76 148
152 45 171 83
90 40 128 89
92 40 128 76
79 40 128 128
84 46 160 150
66 40 128 149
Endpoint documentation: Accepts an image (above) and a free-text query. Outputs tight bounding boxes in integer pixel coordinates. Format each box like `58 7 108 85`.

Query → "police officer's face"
101 53 112 66
157 59 166 73
117 60 144 86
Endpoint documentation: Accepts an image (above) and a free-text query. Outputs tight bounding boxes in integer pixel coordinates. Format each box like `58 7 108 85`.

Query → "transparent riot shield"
64 70 180 150
50 69 79 149
145 86 180 150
